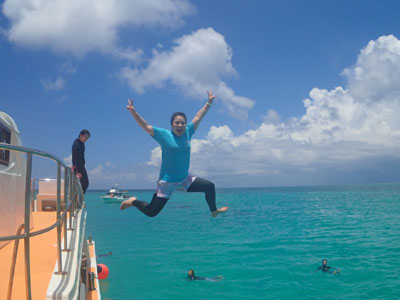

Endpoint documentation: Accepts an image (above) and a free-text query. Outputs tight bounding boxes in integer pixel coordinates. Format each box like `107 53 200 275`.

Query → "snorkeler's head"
188 269 195 277
322 259 327 264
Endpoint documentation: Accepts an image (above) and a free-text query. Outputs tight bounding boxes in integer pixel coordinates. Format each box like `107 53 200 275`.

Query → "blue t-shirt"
152 122 195 182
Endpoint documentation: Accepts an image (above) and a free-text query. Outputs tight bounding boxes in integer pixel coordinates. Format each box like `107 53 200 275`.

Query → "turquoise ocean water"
85 184 400 299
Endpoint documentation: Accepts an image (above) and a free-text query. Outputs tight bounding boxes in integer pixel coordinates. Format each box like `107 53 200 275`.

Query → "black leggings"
132 177 217 217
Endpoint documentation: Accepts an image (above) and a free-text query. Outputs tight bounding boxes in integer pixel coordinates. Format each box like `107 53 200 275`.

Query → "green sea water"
85 184 400 299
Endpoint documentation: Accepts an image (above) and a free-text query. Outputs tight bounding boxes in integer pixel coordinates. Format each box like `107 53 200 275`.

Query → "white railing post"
24 152 33 300
55 163 64 274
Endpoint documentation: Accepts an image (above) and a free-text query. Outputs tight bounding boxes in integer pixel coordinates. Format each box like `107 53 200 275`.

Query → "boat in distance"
101 184 130 203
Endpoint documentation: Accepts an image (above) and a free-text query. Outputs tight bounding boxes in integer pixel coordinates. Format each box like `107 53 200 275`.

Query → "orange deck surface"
0 211 59 300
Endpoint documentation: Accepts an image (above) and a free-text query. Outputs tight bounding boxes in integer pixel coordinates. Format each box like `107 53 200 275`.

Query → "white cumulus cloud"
40 62 78 92
41 76 66 91
88 162 137 183
2 0 194 58
63 155 72 166
119 28 255 119
146 35 400 186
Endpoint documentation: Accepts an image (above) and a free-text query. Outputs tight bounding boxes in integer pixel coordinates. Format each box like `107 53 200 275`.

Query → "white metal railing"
0 142 85 300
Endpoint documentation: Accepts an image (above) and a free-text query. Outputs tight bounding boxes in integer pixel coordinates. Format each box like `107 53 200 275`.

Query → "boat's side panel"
46 208 88 300
87 240 101 299
0 112 28 249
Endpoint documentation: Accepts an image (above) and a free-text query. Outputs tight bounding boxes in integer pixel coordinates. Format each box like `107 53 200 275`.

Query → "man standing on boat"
72 129 90 194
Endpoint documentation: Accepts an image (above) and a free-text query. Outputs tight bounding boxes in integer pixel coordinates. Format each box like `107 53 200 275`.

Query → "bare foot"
120 197 137 210
211 206 229 217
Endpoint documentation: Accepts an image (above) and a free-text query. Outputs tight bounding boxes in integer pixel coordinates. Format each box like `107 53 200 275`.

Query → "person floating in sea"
186 269 223 282
315 259 341 275
120 91 228 218
97 251 112 258
72 129 90 194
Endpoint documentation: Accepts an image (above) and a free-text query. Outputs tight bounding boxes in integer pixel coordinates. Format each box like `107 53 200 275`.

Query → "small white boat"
101 184 130 202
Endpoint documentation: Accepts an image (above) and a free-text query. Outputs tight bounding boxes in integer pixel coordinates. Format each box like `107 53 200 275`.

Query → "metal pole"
55 162 63 274
24 153 33 300
71 175 75 217
73 175 77 215
69 169 73 229
7 224 25 300
63 168 68 250
30 179 35 211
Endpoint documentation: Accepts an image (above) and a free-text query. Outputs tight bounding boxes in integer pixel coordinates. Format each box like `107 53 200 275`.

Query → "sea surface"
85 184 400 299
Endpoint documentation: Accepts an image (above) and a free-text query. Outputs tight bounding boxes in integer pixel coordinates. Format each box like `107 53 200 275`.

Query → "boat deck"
0 211 58 300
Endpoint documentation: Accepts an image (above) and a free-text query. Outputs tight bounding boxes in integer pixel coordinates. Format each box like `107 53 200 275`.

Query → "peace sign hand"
207 91 216 104
126 99 136 112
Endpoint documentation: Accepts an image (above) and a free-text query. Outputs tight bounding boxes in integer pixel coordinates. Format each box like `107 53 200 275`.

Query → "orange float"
97 264 109 280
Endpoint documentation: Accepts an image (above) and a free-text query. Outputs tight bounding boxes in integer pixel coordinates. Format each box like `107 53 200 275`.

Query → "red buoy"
97 263 109 280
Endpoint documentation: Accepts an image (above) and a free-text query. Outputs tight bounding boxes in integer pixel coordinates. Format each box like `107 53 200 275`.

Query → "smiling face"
171 115 187 136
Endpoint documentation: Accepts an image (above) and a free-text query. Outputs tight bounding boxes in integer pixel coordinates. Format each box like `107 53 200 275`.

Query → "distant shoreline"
87 181 400 192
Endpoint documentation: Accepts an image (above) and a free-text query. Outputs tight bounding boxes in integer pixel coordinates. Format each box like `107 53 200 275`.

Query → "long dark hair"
170 112 187 124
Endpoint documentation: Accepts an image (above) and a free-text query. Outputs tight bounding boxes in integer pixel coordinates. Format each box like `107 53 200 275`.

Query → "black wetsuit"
72 138 89 193
132 177 216 217
316 264 337 274
187 275 221 282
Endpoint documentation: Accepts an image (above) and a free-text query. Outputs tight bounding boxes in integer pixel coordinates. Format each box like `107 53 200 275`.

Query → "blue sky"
2 0 400 189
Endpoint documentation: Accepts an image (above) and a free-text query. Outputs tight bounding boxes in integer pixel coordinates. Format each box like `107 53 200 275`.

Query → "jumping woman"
120 91 228 218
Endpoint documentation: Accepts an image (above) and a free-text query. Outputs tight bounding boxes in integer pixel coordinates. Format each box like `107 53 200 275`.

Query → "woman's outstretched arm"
126 99 154 136
192 91 215 130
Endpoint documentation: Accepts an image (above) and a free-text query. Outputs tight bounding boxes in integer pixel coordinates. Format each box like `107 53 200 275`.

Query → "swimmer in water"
315 259 341 275
97 251 112 258
187 269 224 282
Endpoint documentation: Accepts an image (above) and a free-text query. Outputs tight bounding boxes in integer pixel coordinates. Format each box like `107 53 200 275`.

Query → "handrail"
0 142 85 300
0 209 71 241
0 143 70 168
